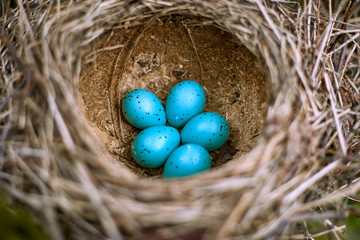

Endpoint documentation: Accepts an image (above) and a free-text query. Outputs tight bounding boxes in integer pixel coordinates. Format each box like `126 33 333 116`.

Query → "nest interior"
79 16 268 177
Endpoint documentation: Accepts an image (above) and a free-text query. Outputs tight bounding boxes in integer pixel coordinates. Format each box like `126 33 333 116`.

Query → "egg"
132 126 180 168
122 89 166 129
165 80 205 128
181 112 230 151
163 144 211 178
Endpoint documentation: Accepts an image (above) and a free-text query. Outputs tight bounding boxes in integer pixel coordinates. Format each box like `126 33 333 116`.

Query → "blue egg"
165 81 205 128
122 89 166 129
163 144 211 178
181 112 230 151
132 126 180 168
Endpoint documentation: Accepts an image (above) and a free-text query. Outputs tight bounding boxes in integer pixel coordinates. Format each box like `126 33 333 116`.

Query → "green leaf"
346 214 360 240
0 195 49 240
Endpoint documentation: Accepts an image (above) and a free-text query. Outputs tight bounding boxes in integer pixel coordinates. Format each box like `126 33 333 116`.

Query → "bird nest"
1 0 360 239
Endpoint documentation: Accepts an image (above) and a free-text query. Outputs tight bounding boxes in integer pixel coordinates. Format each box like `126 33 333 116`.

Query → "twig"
324 72 348 154
183 22 204 84
335 25 349 73
283 160 340 205
328 0 360 52
76 162 123 240
216 191 257 239
311 23 332 86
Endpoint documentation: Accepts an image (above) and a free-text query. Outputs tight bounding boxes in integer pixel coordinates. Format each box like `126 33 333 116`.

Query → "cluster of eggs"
122 81 230 178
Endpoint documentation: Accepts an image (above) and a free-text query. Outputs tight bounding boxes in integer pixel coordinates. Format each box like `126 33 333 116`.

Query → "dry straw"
1 0 360 239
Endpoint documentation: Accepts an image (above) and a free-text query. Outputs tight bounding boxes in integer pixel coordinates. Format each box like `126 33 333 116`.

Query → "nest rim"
1 0 359 239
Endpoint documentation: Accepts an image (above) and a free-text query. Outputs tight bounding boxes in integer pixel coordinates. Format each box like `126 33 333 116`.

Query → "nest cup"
3 0 359 239
79 15 268 177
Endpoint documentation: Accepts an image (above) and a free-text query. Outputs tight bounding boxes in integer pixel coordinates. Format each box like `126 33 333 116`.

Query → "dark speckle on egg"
165 81 205 128
122 89 166 129
132 126 180 168
181 112 230 151
163 144 211 178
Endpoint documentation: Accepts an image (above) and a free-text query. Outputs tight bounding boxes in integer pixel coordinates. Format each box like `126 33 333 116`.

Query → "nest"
1 0 360 239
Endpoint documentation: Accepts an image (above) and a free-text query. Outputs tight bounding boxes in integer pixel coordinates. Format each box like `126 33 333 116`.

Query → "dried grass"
1 0 360 239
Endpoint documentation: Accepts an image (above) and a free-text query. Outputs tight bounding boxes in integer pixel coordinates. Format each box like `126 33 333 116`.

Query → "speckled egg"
165 81 205 128
122 89 166 129
181 112 230 151
132 126 180 168
163 144 211 178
